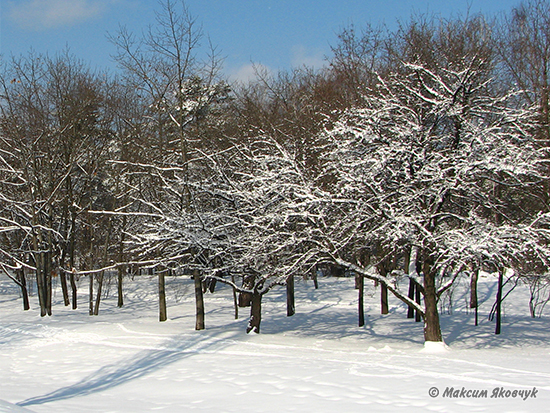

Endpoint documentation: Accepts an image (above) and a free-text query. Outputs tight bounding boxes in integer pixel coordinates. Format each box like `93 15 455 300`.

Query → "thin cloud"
228 63 273 85
8 0 109 30
291 45 326 70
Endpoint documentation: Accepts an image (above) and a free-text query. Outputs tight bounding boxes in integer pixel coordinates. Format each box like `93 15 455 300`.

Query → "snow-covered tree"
319 14 547 342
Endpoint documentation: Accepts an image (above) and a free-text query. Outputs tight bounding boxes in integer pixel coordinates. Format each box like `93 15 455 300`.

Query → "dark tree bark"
404 249 415 319
35 251 52 317
70 269 77 310
93 271 104 316
495 270 503 335
415 284 422 322
117 227 125 308
247 293 262 334
470 269 479 326
117 266 124 308
377 260 390 314
358 274 365 327
45 254 52 316
59 269 70 307
286 275 295 317
407 280 416 319
89 274 94 316
238 274 253 307
36 265 47 317
16 268 30 311
231 274 238 319
312 266 319 289
194 269 205 330
68 220 77 309
380 283 389 315
422 253 443 342
208 278 217 293
159 269 167 322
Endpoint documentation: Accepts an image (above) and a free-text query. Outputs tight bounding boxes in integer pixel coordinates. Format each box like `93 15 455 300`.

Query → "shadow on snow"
17 329 240 408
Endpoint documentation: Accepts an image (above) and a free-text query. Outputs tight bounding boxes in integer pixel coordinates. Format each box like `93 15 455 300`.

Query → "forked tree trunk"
286 275 295 317
17 268 30 311
93 271 105 316
159 269 167 322
470 269 479 326
35 251 52 317
358 274 365 327
59 269 70 306
422 255 443 342
247 293 262 334
194 270 205 330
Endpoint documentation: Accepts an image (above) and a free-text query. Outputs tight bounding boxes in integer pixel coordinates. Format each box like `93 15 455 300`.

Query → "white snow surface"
1 274 549 412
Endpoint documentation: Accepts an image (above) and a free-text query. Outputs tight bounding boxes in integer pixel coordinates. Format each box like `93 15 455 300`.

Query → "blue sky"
1 0 522 81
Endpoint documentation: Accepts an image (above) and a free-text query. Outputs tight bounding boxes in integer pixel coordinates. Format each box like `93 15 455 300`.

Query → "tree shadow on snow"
441 312 550 349
17 330 239 408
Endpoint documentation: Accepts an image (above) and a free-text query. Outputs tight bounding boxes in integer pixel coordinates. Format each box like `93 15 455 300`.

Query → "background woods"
1 0 550 343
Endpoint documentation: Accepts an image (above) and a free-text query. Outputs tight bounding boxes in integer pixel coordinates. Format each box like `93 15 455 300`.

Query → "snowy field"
1 273 549 413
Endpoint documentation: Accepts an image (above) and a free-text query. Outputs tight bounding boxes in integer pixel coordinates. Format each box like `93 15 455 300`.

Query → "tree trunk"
194 270 205 330
36 251 52 316
159 269 167 322
404 249 415 319
422 255 443 342
59 269 70 307
238 274 253 307
93 271 104 316
208 278 217 293
117 266 124 308
470 269 479 326
89 274 94 316
117 218 126 308
286 275 295 317
17 268 30 311
68 224 77 309
247 293 262 334
380 283 389 314
495 270 503 335
358 274 365 327
45 255 52 316
407 280 415 319
36 265 47 317
415 284 422 322
231 274 238 319
70 270 77 310
312 267 318 289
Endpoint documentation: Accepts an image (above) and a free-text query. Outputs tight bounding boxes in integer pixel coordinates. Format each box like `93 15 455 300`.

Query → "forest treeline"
1 0 550 341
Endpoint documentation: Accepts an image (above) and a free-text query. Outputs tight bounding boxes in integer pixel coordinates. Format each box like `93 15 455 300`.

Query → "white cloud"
291 45 326 70
228 63 273 85
8 0 109 30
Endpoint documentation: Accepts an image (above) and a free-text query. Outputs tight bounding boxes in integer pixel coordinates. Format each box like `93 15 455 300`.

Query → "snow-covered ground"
1 273 549 412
